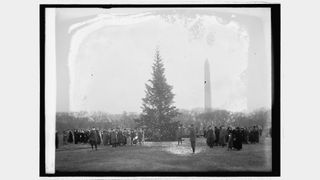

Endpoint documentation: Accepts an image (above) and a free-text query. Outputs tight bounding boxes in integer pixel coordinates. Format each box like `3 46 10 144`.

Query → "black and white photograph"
40 4 280 176
8 0 320 179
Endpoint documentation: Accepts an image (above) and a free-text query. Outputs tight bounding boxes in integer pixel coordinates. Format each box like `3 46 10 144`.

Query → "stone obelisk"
204 59 212 112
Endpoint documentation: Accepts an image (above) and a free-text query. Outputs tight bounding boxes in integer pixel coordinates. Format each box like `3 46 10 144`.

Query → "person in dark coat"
239 128 243 150
219 126 227 147
214 126 220 146
116 128 122 146
89 127 98 150
258 126 262 137
189 124 196 154
63 131 67 145
227 129 234 151
95 129 101 145
68 130 73 143
117 130 122 146
122 129 127 145
248 127 254 143
206 126 215 148
176 126 183 145
126 129 131 145
255 126 260 143
110 129 117 147
243 128 249 144
108 130 112 145
130 130 135 145
103 130 108 146
240 128 245 144
132 130 138 145
233 127 243 150
123 129 128 145
232 129 238 150
74 130 78 144
124 130 128 145
203 127 207 138
138 129 143 145
250 126 257 143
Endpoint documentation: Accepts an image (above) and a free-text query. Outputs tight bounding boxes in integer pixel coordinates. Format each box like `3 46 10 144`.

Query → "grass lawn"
55 137 271 172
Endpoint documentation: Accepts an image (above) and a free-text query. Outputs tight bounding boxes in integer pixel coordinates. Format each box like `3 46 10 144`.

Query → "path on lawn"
56 137 272 172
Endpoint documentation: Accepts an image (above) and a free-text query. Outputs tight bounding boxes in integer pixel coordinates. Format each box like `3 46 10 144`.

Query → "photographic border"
40 3 280 177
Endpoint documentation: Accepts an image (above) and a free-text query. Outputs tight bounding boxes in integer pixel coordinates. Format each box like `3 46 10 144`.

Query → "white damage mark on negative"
68 12 153 34
66 10 252 113
67 12 155 111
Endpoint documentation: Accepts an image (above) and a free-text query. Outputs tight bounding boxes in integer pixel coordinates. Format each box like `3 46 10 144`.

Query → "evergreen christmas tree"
139 49 179 141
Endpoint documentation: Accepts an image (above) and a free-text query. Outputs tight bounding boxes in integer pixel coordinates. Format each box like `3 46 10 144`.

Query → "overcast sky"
55 8 271 114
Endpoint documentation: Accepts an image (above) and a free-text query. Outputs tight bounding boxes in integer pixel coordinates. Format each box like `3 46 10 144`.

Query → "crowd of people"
56 128 145 150
175 124 264 153
55 124 265 154
203 125 262 151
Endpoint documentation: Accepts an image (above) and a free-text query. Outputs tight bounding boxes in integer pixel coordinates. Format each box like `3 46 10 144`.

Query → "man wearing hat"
89 127 98 150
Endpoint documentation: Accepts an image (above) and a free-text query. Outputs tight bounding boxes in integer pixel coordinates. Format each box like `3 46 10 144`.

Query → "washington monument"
204 59 212 112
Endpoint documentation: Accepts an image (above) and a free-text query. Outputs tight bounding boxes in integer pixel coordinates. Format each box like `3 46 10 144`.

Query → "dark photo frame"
40 3 280 177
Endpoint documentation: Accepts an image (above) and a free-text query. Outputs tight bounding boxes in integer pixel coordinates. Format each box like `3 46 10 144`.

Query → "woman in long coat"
214 127 220 145
206 126 215 148
219 126 227 147
68 130 73 143
227 129 234 150
233 127 243 150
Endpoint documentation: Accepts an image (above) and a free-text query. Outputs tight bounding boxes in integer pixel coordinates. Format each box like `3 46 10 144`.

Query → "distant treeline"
175 108 271 130
56 111 138 132
56 108 271 132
